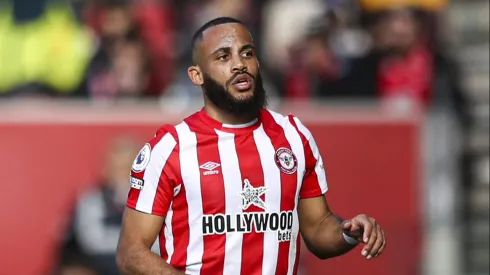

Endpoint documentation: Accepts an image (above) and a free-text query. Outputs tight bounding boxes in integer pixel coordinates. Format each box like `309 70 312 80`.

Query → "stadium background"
0 0 488 275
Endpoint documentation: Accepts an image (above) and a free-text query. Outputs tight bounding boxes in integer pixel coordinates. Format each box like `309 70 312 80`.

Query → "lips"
231 74 253 91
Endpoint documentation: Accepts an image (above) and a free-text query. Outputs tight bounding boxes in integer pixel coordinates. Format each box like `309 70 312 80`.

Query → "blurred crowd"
0 0 472 274
54 137 147 275
0 0 467 120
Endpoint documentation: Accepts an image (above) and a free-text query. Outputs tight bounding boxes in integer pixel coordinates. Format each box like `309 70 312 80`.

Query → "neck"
203 104 258 125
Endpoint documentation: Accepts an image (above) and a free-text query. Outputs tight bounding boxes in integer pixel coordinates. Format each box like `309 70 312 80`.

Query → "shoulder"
139 110 206 156
148 124 179 149
147 110 201 146
130 124 180 173
132 110 205 168
261 109 313 140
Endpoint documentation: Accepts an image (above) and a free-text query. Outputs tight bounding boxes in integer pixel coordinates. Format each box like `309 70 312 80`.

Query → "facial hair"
202 71 267 117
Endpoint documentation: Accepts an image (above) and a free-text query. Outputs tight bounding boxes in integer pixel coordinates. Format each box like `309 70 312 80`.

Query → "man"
73 137 159 274
116 17 386 275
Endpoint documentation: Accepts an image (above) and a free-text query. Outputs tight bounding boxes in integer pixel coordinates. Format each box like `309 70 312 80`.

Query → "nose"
231 55 247 73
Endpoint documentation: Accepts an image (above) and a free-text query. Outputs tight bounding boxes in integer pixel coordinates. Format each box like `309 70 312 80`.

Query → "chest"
178 132 305 214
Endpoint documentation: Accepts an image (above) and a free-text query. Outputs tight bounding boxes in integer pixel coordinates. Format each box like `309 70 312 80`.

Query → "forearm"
116 243 184 275
306 213 357 259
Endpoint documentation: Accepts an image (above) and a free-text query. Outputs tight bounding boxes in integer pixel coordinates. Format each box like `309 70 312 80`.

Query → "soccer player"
116 17 386 275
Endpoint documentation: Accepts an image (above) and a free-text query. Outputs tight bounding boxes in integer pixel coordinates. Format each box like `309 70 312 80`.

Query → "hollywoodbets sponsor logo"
202 211 294 242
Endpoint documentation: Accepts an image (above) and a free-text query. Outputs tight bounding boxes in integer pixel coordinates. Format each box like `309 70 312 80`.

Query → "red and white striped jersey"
127 108 328 275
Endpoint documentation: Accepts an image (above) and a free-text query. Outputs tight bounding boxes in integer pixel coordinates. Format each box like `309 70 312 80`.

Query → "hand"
341 214 386 260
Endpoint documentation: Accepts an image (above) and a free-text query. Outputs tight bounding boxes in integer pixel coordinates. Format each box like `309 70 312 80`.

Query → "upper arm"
291 116 328 198
127 129 179 216
298 195 333 245
291 116 332 242
120 128 180 249
119 207 165 249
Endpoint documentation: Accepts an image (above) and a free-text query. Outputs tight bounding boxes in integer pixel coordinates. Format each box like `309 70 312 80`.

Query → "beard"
202 71 267 117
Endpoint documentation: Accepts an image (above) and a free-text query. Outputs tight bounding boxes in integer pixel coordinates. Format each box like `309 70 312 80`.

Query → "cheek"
246 60 260 73
212 70 233 85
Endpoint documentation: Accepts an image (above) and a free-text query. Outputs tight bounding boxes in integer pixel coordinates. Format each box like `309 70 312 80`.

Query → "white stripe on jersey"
176 122 204 275
269 111 306 275
136 133 177 213
164 202 174 263
215 130 244 275
293 116 328 193
253 125 282 275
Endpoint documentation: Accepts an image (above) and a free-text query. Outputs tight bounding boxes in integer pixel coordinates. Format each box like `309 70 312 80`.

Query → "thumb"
341 220 351 230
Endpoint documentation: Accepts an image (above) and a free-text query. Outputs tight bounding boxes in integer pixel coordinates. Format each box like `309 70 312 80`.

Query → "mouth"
231 74 253 91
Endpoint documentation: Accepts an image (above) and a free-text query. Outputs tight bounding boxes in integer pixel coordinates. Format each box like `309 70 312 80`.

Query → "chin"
232 88 255 96
234 93 255 102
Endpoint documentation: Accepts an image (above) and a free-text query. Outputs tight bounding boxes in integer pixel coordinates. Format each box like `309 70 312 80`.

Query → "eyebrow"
210 43 255 56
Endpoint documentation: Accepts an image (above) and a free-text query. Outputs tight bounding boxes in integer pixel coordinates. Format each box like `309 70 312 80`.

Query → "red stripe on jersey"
126 183 142 209
261 111 298 275
153 127 181 214
169 183 189 271
193 130 226 275
288 116 323 198
162 131 189 271
234 133 266 275
126 130 168 211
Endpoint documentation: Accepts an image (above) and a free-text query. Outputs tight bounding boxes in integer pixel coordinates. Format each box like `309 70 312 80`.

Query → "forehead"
200 23 253 53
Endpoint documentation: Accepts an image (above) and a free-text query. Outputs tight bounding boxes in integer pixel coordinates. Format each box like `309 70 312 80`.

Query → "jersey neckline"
197 108 262 134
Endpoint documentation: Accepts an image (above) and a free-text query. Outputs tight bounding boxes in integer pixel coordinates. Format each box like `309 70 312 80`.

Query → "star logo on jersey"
239 179 267 210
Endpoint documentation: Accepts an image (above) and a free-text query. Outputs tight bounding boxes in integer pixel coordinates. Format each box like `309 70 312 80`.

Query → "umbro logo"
199 161 220 175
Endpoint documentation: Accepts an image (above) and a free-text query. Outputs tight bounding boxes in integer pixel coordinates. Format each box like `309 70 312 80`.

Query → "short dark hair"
191 17 244 64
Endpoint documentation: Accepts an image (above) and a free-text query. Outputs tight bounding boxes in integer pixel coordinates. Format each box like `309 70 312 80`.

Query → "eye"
217 54 229 61
243 50 254 57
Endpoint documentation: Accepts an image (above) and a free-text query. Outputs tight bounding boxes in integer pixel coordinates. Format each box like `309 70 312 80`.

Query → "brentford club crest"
274 147 298 174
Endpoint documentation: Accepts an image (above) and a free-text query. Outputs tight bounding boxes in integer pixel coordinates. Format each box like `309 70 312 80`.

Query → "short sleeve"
126 129 178 216
291 117 328 198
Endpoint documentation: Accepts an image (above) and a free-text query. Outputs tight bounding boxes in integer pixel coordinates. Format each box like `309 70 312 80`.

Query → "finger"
341 220 351 230
361 222 376 257
346 225 363 240
375 229 386 257
348 224 363 238
360 217 373 243
368 226 384 259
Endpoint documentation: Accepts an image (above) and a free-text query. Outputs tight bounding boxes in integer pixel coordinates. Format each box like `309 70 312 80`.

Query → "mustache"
225 71 255 87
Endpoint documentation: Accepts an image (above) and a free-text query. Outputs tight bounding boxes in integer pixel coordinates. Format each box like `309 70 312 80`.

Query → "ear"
187 65 204 86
